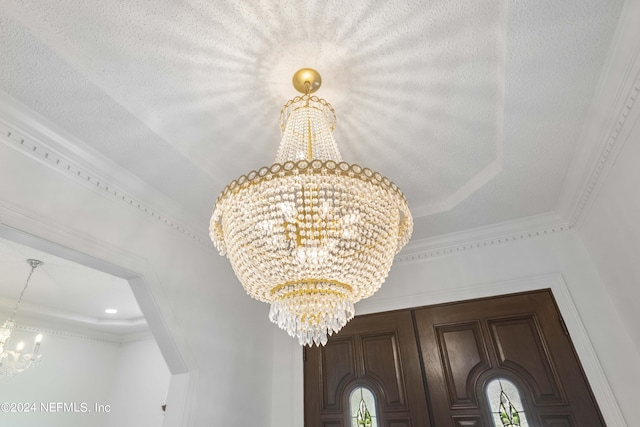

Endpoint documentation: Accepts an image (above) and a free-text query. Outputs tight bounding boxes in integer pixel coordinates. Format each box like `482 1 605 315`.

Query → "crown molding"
3 32 637 264
398 212 571 263
0 97 575 264
0 297 147 328
13 324 153 345
120 330 155 343
556 0 640 228
1 305 149 343
566 68 640 229
0 92 214 251
11 321 123 346
1 94 572 264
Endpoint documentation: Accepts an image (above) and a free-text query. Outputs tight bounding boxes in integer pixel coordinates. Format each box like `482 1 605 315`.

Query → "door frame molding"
355 273 627 427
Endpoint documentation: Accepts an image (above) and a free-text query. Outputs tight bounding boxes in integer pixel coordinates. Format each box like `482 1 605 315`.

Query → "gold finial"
292 68 322 94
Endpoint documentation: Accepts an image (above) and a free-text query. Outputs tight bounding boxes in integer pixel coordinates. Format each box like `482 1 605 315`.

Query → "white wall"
106 338 171 427
0 325 172 427
0 328 120 427
270 231 639 427
0 131 276 425
579 109 640 355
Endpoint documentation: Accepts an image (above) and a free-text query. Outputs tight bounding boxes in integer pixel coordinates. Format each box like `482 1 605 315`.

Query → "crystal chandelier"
210 69 412 346
0 259 44 377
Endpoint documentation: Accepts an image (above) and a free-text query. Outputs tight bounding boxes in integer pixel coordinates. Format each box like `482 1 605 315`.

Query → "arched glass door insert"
485 378 530 427
349 386 378 427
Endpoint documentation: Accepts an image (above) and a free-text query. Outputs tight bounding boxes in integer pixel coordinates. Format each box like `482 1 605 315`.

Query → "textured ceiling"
0 0 625 241
0 237 145 335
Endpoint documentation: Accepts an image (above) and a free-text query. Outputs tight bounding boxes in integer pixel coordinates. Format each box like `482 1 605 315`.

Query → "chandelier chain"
9 261 41 321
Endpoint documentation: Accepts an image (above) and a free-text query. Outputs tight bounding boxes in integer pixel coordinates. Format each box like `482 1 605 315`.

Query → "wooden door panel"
321 337 357 411
306 290 603 427
305 311 430 427
452 415 484 426
538 414 575 426
361 333 407 410
488 315 565 404
386 419 412 427
435 321 491 408
414 290 604 427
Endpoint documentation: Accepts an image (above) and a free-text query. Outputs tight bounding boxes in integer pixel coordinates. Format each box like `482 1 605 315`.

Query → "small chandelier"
210 69 412 346
0 259 44 377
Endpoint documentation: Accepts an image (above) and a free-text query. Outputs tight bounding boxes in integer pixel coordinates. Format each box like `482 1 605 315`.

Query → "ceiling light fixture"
210 69 412 346
104 308 118 314
0 259 45 376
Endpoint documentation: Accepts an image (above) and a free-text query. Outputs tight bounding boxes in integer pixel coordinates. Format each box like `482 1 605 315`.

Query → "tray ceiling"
0 237 146 337
0 0 625 241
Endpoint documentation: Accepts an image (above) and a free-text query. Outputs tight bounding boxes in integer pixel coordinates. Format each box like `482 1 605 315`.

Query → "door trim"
356 273 626 427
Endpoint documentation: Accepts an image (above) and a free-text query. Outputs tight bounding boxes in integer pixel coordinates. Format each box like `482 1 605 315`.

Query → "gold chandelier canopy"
210 69 412 346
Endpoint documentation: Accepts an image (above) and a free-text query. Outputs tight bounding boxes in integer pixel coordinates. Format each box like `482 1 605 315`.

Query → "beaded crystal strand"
210 70 412 346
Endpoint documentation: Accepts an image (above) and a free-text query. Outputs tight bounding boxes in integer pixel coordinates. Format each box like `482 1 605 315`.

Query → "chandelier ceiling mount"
291 67 322 94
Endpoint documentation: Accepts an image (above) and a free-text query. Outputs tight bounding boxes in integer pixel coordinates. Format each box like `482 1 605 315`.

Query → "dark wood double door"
304 290 605 426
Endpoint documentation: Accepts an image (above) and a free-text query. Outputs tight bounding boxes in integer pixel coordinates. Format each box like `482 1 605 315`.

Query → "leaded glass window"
349 386 378 427
485 378 529 427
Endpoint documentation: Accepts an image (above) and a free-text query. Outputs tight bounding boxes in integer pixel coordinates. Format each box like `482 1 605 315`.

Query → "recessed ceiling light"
104 308 118 314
